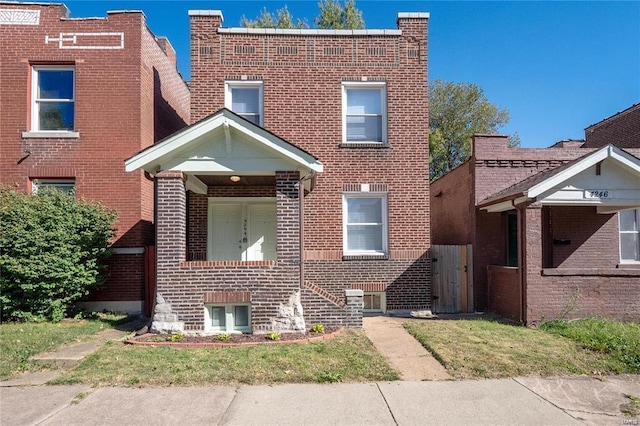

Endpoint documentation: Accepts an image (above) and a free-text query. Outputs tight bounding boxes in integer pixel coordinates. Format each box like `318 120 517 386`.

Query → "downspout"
515 202 525 324
298 171 316 289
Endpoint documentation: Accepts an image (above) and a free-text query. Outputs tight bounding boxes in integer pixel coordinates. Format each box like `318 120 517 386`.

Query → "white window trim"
31 65 75 132
342 192 388 256
31 178 75 195
225 80 264 126
204 304 251 333
341 81 387 144
619 208 640 263
363 292 386 313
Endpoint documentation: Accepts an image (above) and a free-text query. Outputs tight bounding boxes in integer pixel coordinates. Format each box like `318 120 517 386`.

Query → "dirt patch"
125 327 342 348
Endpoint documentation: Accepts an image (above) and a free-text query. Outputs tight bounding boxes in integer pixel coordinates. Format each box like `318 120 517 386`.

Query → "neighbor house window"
205 304 251 333
619 208 640 262
31 179 75 195
342 82 387 144
225 81 263 126
31 66 75 131
363 292 386 313
343 193 388 255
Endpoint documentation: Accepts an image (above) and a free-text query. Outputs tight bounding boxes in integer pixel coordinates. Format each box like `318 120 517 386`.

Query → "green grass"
404 317 633 379
0 314 130 379
52 330 399 386
540 318 640 373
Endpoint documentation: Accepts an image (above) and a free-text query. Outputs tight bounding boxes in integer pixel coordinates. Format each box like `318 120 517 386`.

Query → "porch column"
152 170 187 333
275 171 301 269
522 202 543 324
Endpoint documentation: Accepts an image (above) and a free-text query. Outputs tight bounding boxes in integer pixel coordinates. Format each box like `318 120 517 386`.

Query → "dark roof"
478 154 589 207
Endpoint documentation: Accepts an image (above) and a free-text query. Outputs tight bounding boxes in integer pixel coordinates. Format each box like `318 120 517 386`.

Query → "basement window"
205 304 251 333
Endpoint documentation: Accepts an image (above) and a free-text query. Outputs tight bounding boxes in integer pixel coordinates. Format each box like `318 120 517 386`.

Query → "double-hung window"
343 193 388 255
31 66 75 131
225 81 263 126
619 208 640 262
342 82 387 144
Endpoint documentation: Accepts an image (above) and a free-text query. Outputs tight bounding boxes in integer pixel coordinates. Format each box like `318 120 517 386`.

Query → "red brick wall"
430 161 474 245
188 13 431 312
487 266 520 322
549 206 618 268
585 104 640 148
0 3 189 308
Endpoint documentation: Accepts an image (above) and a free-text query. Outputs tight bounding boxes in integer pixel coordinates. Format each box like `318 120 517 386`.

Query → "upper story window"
342 82 387 144
619 208 639 262
31 179 76 196
225 81 263 126
343 192 388 255
31 66 75 132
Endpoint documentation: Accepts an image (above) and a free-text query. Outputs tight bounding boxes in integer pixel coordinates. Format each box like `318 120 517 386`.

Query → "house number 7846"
586 190 610 198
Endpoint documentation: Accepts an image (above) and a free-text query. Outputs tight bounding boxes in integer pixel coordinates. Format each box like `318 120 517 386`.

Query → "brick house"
431 134 640 324
0 2 190 313
584 103 640 149
126 10 431 333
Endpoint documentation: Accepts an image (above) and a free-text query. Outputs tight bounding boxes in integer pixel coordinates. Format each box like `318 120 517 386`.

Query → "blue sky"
58 1 639 147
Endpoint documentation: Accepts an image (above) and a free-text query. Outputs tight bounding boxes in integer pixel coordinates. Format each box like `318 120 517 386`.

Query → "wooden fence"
431 244 474 313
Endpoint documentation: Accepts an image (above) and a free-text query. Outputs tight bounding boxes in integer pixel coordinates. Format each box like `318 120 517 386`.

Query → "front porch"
126 109 364 333
481 145 640 324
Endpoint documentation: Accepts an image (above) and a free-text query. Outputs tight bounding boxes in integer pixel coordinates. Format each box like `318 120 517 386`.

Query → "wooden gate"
431 245 473 313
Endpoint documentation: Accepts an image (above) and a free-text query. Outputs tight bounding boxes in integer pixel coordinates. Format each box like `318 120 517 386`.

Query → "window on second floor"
225 81 263 126
343 192 388 255
31 66 75 132
619 208 640 262
342 82 387 144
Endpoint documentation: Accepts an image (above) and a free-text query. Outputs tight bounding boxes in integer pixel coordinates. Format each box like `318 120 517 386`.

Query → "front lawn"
52 330 399 386
0 314 130 379
404 316 638 379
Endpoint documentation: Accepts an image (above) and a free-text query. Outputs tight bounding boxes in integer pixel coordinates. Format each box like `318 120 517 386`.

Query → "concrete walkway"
363 316 450 380
2 376 638 425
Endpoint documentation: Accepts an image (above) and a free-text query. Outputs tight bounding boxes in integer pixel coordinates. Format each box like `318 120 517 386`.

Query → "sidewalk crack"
376 383 399 425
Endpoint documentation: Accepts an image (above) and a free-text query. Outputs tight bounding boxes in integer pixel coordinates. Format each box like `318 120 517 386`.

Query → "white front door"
209 199 277 261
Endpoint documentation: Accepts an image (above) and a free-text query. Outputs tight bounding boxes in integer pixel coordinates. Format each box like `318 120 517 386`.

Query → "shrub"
217 333 232 341
0 186 117 322
311 324 325 334
267 332 281 341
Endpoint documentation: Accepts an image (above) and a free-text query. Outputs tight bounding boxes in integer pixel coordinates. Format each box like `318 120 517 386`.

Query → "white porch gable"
125 108 323 193
481 145 640 213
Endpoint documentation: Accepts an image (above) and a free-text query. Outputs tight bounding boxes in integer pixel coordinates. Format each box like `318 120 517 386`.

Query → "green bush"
0 186 117 322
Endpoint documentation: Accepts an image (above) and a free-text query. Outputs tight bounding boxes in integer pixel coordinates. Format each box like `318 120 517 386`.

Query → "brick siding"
0 2 190 309
584 104 640 148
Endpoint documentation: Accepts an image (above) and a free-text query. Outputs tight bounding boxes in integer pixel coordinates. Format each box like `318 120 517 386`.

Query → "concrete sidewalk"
2 375 638 425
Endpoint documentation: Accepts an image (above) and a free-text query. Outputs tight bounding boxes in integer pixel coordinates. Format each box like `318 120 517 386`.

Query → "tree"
240 6 309 29
315 0 364 30
429 80 517 180
0 186 117 321
241 1 364 30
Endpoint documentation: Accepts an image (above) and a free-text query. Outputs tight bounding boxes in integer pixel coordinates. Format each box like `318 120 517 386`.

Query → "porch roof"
125 108 323 188
479 144 640 213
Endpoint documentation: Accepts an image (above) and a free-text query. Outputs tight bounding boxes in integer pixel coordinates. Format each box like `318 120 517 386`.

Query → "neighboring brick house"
0 2 190 313
585 103 640 149
431 134 640 324
126 10 431 333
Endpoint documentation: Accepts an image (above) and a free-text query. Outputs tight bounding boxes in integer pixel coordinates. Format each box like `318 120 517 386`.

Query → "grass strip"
0 314 130 379
52 330 400 386
404 317 627 379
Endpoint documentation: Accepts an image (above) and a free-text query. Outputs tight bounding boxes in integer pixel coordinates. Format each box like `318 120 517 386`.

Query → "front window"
342 82 387 144
205 304 251 333
31 66 75 131
31 179 75 195
225 81 263 126
343 193 388 255
619 208 640 262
